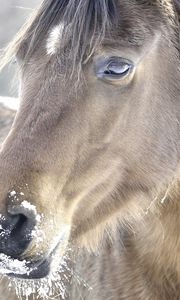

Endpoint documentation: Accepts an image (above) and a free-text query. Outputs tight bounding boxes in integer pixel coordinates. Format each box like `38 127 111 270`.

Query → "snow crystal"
36 214 41 223
0 214 5 221
31 226 45 243
10 191 16 197
0 254 29 275
21 201 37 213
21 201 42 222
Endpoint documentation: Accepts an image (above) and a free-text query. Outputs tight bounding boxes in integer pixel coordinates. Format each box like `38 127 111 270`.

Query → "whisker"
10 6 34 11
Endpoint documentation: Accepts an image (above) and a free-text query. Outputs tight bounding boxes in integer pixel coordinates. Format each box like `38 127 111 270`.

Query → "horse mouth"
0 226 70 279
0 253 51 279
10 258 51 279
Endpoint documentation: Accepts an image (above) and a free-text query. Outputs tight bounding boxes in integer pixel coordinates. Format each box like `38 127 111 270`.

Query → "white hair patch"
46 24 64 55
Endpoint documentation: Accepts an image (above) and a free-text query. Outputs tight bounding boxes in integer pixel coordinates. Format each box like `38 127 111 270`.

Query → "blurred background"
0 1 41 142
0 0 41 97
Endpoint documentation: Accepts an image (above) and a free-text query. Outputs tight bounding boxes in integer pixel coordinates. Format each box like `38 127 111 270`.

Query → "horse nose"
0 201 36 258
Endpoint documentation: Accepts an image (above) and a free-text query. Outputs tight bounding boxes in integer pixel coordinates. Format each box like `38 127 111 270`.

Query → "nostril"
7 204 37 237
10 214 29 238
0 203 37 258
7 203 37 226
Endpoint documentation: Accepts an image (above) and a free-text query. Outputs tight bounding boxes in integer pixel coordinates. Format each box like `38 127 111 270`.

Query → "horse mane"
0 0 117 72
0 0 179 73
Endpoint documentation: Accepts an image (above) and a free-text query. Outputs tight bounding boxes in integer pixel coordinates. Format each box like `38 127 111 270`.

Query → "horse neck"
134 178 180 293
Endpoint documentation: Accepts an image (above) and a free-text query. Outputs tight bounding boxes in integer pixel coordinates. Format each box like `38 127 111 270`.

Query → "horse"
0 0 179 299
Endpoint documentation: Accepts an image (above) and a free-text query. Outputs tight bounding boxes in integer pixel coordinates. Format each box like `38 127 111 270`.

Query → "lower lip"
4 258 51 280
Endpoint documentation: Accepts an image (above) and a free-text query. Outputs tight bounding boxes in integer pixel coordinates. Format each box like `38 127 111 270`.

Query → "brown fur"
0 0 180 299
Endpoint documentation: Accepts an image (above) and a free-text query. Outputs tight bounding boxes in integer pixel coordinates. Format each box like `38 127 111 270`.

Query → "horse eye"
105 61 130 76
95 57 134 83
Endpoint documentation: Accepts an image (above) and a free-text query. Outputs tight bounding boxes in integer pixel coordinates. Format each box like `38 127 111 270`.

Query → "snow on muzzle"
0 253 51 279
0 214 70 278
